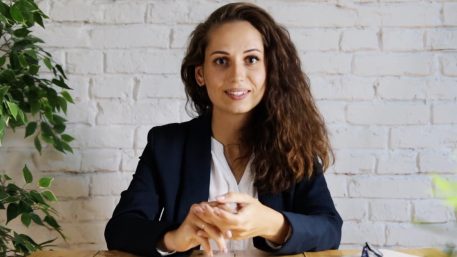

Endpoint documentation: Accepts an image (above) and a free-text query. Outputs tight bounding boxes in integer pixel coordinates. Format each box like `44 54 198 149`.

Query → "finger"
216 192 254 204
195 232 213 257
200 224 227 253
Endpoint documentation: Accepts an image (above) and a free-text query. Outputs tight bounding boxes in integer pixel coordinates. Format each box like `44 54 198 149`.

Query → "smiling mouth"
224 89 251 97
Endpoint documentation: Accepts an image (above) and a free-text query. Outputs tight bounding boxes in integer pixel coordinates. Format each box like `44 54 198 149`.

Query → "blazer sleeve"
254 163 343 254
104 129 179 257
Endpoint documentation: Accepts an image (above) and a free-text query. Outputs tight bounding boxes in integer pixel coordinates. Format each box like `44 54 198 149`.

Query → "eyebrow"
209 48 262 56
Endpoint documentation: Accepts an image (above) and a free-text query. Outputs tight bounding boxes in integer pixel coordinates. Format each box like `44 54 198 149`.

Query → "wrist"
263 210 289 244
161 231 176 252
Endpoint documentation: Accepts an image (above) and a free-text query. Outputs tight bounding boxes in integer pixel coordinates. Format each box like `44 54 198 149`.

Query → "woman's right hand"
160 203 228 256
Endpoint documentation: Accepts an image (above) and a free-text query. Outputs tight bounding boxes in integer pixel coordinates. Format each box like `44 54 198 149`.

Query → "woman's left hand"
195 192 290 245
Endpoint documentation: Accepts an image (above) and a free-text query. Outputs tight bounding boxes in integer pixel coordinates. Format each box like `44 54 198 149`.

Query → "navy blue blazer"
105 115 342 257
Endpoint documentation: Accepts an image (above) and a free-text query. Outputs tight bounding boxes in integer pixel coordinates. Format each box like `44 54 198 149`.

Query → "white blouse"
208 137 257 251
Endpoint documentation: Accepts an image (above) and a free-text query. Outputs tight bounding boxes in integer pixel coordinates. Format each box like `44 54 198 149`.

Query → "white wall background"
0 0 456 251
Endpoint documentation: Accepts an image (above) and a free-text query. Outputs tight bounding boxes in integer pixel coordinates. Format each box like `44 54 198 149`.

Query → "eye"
246 56 260 64
214 57 227 65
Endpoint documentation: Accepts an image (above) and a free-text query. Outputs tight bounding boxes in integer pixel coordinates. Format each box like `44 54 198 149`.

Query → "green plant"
0 166 64 256
0 0 73 256
0 0 74 151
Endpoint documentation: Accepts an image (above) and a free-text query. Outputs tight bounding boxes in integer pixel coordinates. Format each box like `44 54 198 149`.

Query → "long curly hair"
181 2 333 194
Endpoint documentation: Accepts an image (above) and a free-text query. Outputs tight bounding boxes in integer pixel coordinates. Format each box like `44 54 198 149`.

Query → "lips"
224 88 251 100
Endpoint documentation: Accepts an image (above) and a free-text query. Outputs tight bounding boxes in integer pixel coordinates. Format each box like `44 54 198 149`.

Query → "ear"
195 66 205 86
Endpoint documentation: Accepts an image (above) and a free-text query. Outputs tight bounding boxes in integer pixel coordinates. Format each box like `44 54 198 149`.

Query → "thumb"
216 192 254 204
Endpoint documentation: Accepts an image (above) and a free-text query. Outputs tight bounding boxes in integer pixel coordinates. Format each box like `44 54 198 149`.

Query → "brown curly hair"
181 2 333 194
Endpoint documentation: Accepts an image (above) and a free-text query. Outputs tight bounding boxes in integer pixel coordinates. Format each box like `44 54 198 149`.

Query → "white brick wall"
1 0 456 251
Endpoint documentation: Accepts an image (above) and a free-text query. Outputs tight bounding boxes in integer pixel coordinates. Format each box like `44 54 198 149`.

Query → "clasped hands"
160 192 289 256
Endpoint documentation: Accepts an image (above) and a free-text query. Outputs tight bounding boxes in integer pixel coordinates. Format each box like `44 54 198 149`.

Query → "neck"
211 110 250 146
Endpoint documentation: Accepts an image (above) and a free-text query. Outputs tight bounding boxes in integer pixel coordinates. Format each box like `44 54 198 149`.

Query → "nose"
228 60 245 83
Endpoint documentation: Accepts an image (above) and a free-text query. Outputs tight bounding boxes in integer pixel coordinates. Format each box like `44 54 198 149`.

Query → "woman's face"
195 21 266 118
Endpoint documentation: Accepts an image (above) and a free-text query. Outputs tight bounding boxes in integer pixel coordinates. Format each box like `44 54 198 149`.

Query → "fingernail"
194 206 203 213
226 230 232 238
216 194 226 201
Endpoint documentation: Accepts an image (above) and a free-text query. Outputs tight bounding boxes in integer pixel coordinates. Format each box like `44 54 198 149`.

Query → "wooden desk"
27 248 447 257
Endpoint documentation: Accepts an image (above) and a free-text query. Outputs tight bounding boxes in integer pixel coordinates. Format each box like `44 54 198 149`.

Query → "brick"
81 149 121 172
105 50 183 74
315 101 346 124
68 125 134 148
97 99 181 126
433 102 457 124
349 176 432 199
444 3 457 26
148 1 189 24
92 75 134 99
187 1 228 24
441 54 457 76
370 199 411 222
171 25 195 49
33 149 82 172
377 77 427 100
59 222 106 244
353 53 433 76
301 53 352 74
289 29 339 51
347 102 429 125
89 25 169 48
269 3 357 27
329 126 387 149
382 29 424 51
419 150 457 173
135 126 152 150
66 101 97 125
391 126 457 148
50 0 103 22
413 200 454 223
137 74 186 99
310 76 375 100
341 29 379 51
427 29 457 50
333 198 368 221
52 175 90 198
330 150 376 174
91 172 133 196
386 223 456 246
55 197 116 222
341 221 385 245
0 149 35 173
121 149 141 172
103 2 146 24
324 174 348 197
427 78 457 100
354 6 382 27
380 3 441 27
66 50 103 74
33 24 90 48
1 128 35 148
377 150 418 174
66 75 90 102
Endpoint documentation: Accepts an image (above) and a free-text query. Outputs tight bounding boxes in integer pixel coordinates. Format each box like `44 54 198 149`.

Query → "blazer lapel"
176 115 212 222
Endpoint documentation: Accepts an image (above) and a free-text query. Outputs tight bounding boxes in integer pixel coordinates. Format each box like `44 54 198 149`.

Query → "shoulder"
146 115 209 144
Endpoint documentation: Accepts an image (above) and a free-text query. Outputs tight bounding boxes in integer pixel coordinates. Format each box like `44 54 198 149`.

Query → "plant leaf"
6 203 19 224
21 213 32 227
25 121 37 138
6 101 19 119
22 165 33 184
38 177 53 188
41 191 57 202
30 213 44 225
34 136 42 154
44 215 60 229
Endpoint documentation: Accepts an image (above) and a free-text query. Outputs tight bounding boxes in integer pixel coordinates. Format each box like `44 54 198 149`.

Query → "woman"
105 2 342 257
